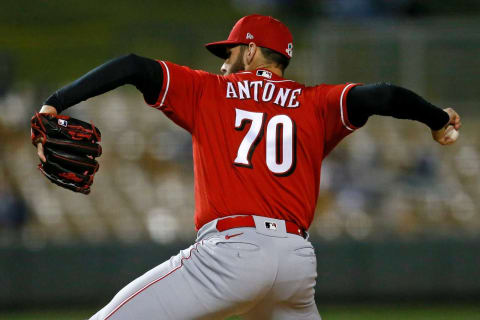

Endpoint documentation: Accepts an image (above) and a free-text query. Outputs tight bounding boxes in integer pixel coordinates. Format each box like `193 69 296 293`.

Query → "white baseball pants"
89 216 321 320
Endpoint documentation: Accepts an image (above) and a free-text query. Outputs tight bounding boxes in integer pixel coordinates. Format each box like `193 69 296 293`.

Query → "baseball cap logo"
286 43 293 58
246 32 254 40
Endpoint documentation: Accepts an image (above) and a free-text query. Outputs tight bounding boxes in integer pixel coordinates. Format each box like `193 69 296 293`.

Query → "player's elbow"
117 53 156 84
124 53 143 61
122 53 145 69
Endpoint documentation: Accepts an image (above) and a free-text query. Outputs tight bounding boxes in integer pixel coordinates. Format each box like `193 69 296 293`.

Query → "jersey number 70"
233 108 296 176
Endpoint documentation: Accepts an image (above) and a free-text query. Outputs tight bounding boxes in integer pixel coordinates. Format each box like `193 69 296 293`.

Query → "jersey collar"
236 68 286 81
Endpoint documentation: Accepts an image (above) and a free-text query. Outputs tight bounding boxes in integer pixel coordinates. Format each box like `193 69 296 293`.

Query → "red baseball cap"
205 14 293 60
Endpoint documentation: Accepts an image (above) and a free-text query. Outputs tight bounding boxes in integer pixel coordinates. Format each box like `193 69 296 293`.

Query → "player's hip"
197 215 314 254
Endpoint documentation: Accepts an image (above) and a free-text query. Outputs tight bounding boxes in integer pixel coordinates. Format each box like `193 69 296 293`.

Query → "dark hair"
259 47 290 71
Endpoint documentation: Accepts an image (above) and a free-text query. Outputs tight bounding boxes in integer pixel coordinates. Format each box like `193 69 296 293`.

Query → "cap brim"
205 40 242 59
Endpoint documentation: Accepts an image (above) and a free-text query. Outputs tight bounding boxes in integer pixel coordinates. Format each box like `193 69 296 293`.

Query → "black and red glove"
31 113 102 194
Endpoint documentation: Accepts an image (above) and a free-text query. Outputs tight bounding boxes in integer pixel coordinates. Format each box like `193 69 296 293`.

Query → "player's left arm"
346 83 461 145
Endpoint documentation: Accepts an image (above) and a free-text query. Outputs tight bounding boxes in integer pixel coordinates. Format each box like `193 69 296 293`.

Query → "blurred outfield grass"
1 304 479 320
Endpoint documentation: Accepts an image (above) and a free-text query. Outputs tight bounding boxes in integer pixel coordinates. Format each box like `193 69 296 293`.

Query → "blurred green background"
1 0 480 319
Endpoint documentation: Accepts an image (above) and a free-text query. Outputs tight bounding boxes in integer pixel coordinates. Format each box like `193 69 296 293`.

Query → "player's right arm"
36 54 164 161
346 83 461 145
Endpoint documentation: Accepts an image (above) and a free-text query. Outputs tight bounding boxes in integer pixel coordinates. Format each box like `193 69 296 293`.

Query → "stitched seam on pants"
103 241 204 320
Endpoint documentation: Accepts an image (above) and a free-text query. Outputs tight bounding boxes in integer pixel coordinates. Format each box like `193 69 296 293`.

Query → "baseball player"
35 14 460 320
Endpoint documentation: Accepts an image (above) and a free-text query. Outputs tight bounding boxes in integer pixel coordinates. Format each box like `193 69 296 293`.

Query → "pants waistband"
215 215 307 238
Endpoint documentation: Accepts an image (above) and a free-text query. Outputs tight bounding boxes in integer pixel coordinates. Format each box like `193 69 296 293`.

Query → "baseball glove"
31 113 102 194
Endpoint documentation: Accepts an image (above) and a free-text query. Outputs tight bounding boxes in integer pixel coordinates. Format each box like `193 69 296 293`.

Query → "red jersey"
149 61 360 231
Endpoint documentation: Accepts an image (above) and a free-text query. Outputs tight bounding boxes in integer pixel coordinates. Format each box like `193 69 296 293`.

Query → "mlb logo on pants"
58 119 68 127
265 221 277 230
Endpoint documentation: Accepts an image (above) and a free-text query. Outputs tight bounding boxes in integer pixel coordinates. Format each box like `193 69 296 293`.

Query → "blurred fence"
1 238 480 308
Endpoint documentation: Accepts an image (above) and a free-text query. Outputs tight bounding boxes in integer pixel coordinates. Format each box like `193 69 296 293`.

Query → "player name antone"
226 80 302 108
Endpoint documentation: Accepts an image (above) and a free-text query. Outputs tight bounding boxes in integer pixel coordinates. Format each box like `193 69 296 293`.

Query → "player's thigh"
89 237 274 320
241 238 320 320
88 244 211 320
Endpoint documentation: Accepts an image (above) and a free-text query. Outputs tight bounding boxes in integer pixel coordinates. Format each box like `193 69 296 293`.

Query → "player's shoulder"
160 60 219 80
303 82 358 100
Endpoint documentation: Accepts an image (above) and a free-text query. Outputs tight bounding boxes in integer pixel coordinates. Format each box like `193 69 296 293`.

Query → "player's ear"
246 42 257 64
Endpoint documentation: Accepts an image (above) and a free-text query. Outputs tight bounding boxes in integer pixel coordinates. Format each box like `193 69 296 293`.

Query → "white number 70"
234 108 296 176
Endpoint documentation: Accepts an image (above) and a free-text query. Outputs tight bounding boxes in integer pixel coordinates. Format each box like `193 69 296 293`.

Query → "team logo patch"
246 32 254 40
286 43 293 58
256 70 272 79
58 119 68 127
265 221 277 230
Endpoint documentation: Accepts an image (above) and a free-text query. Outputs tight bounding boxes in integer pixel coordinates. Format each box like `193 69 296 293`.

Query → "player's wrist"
39 105 58 115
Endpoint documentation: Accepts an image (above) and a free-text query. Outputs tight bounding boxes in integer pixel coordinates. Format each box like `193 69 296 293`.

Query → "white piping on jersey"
265 79 295 83
238 71 251 74
159 61 171 108
340 83 356 131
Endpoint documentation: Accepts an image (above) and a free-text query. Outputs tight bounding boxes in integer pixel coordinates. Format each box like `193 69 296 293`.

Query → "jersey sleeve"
319 83 362 157
147 61 208 133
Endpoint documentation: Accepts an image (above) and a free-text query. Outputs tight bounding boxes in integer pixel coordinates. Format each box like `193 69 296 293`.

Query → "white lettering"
226 82 238 98
287 88 302 108
238 80 251 100
273 88 291 107
225 80 302 108
250 81 263 102
262 82 275 102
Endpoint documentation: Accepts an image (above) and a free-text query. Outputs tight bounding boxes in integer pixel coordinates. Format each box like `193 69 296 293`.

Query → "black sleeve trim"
346 83 450 130
44 54 163 113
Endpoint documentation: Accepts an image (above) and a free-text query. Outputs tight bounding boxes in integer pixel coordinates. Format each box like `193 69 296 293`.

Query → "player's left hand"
431 107 461 145
31 110 102 194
